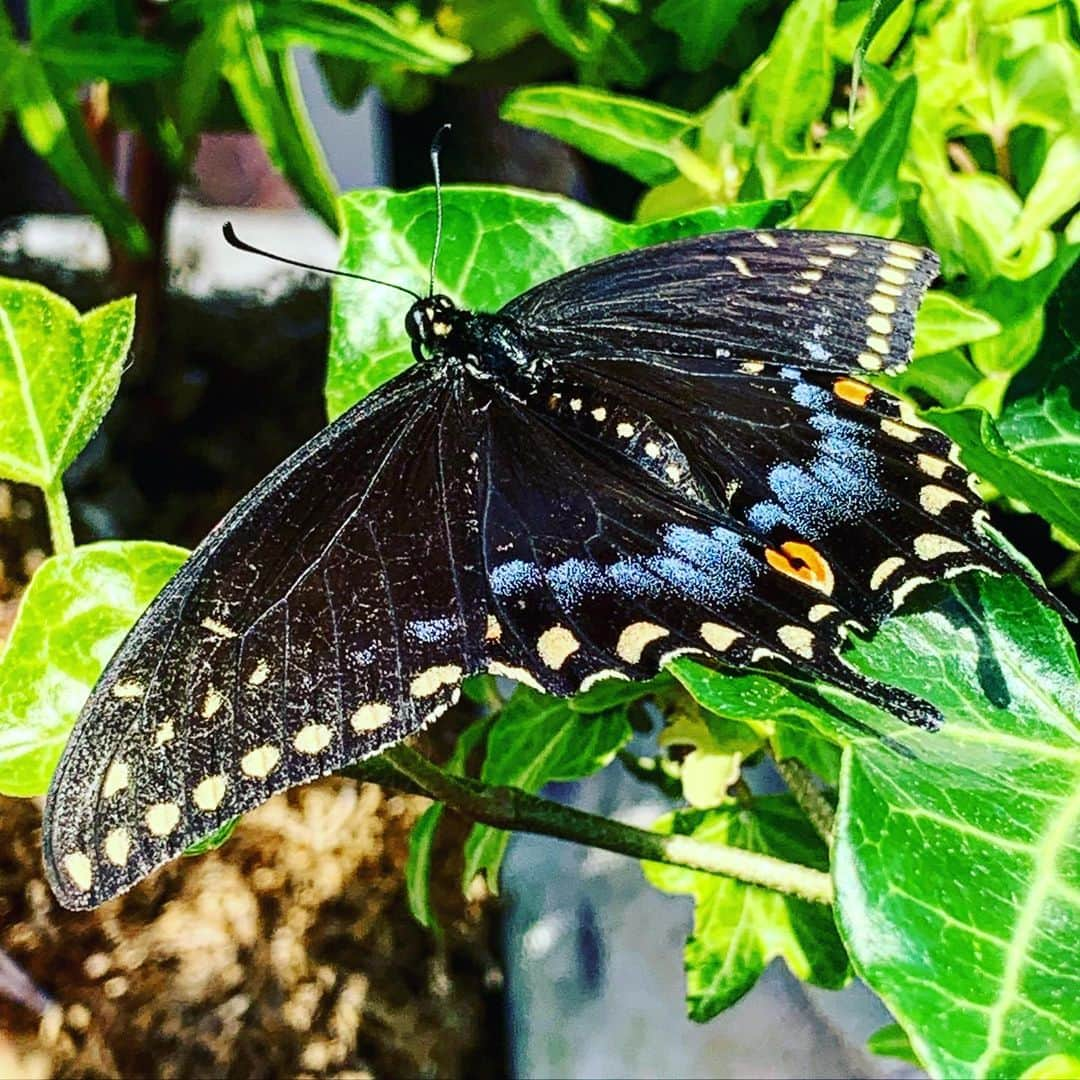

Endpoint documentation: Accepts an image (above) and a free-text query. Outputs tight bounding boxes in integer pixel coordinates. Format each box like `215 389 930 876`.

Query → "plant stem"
773 754 836 843
43 479 75 555
380 744 833 905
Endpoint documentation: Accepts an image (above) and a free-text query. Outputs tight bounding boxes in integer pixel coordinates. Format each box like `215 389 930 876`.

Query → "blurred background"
1 0 1074 1075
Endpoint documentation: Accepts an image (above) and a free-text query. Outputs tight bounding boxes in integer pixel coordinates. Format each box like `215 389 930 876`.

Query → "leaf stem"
43 479 75 555
377 744 833 905
773 754 836 843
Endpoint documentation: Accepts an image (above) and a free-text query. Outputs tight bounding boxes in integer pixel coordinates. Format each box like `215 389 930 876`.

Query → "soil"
0 260 506 1078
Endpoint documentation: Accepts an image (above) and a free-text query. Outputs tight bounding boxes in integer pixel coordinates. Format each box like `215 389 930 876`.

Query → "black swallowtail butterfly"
43 203 1029 910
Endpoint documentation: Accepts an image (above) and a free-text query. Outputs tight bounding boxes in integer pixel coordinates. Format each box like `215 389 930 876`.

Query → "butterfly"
43 212 1028 911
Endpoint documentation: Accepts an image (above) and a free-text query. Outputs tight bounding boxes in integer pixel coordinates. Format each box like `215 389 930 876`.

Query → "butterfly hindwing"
478 386 942 727
44 370 489 909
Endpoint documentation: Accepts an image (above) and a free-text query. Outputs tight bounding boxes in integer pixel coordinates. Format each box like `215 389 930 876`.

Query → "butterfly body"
45 227 1029 909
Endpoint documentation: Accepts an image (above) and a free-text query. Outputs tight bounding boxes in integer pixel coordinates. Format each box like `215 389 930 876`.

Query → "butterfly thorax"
406 295 535 384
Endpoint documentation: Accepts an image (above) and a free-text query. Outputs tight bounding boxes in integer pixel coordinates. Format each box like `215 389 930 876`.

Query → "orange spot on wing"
765 541 836 596
833 378 873 407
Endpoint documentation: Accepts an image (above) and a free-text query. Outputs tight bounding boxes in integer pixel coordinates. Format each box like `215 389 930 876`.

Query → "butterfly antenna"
222 222 421 301
428 123 451 298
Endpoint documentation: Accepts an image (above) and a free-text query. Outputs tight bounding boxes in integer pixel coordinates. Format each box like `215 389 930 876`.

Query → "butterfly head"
406 294 460 361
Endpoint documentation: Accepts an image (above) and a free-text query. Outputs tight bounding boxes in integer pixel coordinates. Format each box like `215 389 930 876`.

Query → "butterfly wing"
502 228 937 377
477 387 941 727
494 229 1033 720
44 368 488 910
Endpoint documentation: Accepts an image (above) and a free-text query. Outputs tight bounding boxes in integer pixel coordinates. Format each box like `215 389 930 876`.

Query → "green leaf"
36 34 181 83
668 659 844 764
220 1 339 231
500 85 696 186
643 797 850 1020
0 281 134 491
404 715 491 933
176 15 228 142
866 1022 922 1064
406 803 444 932
793 74 916 234
12 56 149 255
328 186 779 416
928 388 1080 546
849 0 910 110
462 687 632 891
1008 133 1080 251
914 292 1002 358
653 0 759 72
259 0 470 73
834 574 1080 1077
658 710 759 808
894 347 982 408
0 541 188 797
750 0 835 149
28 0 100 41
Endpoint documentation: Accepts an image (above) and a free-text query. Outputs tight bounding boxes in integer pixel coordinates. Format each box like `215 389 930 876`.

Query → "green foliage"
3 0 1078 1071
462 685 634 891
0 0 473 242
644 797 850 1019
0 542 187 797
836 575 1080 1077
930 388 1080 546
0 279 133 492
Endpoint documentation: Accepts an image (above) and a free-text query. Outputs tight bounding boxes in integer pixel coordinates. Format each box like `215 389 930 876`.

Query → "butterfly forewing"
44 369 489 909
504 229 937 378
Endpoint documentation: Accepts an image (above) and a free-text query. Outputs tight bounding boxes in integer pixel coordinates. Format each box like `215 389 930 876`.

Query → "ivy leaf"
928 387 1080 546
866 1022 922 1065
835 574 1080 1077
0 280 134 493
642 797 850 1020
328 187 780 416
462 687 632 891
668 660 843 781
0 542 189 797
667 570 1080 1071
500 84 697 186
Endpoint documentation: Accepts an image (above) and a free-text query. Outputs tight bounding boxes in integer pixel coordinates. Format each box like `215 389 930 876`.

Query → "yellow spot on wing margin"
146 802 181 837
63 852 93 891
700 622 741 652
410 664 462 698
352 703 392 731
616 622 669 664
193 774 227 811
104 828 131 867
241 744 281 778
294 724 333 754
537 626 580 670
103 761 129 798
